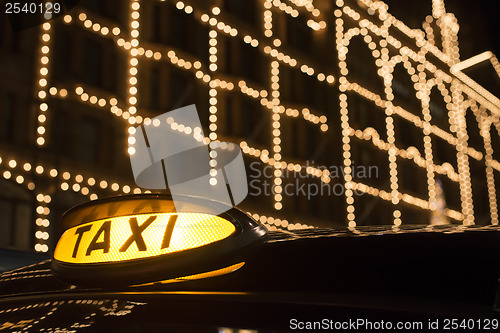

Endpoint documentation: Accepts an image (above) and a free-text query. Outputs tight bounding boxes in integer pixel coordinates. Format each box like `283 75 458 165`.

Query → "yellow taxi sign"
51 194 268 287
54 212 236 264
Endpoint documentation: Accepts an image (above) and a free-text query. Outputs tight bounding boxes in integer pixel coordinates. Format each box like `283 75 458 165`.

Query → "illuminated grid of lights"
126 0 141 134
54 0 335 220
0 0 499 253
337 0 499 227
271 60 283 210
35 22 53 146
0 154 144 251
208 7 219 186
471 103 499 225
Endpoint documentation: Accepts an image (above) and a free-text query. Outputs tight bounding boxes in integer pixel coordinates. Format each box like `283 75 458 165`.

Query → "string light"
126 0 141 141
249 211 313 231
451 82 475 224
264 0 273 37
35 21 53 147
338 0 499 226
287 0 321 17
1 0 498 251
451 51 500 114
238 80 328 129
34 193 51 252
269 0 325 30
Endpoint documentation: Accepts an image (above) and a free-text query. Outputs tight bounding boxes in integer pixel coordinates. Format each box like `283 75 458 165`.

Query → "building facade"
0 0 499 254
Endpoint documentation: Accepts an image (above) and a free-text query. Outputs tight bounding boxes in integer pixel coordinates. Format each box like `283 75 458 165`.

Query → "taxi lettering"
53 212 235 265
71 214 177 258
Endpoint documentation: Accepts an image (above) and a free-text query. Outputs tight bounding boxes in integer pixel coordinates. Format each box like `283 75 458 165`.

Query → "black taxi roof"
1 225 500 320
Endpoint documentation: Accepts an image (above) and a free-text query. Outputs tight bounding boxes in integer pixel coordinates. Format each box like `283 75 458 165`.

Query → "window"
399 204 431 225
51 103 70 158
223 1 257 27
82 0 102 14
286 16 312 52
429 88 448 130
491 126 500 162
290 121 307 160
350 92 387 141
351 139 389 190
81 0 122 22
347 36 384 95
393 79 410 100
465 109 484 154
225 39 267 87
304 122 320 161
496 171 500 216
398 158 428 199
0 94 15 142
53 28 73 83
240 42 264 85
394 116 424 155
392 64 421 116
0 180 32 251
224 38 234 76
0 199 14 248
307 128 328 166
51 191 88 240
281 67 315 106
150 66 161 110
76 117 100 164
169 70 194 109
81 38 103 87
432 135 457 170
0 12 6 47
4 10 30 49
170 10 208 62
240 99 256 138
150 3 165 43
105 47 119 93
240 98 269 147
438 177 461 212
224 96 235 137
354 194 393 226
470 158 489 224
280 117 294 158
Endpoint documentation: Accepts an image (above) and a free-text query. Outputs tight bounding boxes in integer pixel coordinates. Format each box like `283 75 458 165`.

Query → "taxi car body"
0 195 500 332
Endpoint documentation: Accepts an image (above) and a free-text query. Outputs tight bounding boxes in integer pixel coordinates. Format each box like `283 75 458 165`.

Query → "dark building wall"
0 0 498 255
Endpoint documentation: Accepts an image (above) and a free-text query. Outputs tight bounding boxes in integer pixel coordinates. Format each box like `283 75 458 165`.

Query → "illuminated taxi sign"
54 213 235 264
51 194 268 287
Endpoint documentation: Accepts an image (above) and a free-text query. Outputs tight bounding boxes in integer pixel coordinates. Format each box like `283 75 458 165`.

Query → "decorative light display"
337 0 499 228
0 0 499 252
35 21 53 147
208 7 219 186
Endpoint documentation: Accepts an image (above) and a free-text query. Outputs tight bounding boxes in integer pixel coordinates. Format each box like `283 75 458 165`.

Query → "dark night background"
0 0 498 267
0 0 500 327
385 0 499 58
384 0 500 96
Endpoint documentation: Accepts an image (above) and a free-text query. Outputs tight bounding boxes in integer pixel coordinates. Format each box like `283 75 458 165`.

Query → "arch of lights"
336 0 499 228
0 0 498 252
